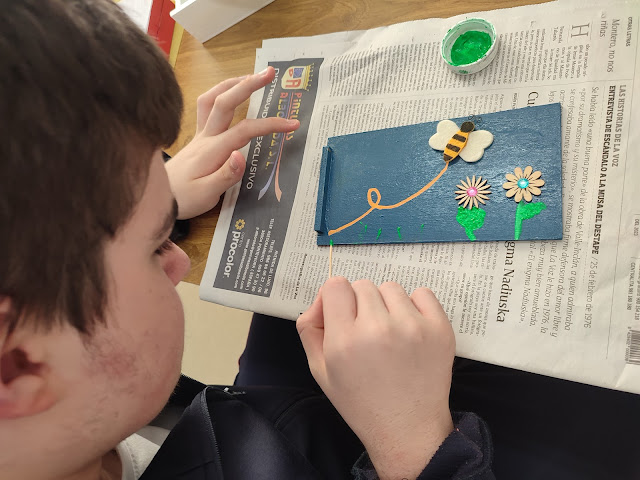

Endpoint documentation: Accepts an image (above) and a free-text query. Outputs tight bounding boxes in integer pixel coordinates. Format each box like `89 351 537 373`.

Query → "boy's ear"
0 297 56 419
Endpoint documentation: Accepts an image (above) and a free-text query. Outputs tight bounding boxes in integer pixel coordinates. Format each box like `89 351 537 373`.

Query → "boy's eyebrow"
153 197 179 242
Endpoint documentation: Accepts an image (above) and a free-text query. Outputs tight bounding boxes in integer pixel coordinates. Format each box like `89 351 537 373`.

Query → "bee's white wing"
428 119 459 151
460 130 494 163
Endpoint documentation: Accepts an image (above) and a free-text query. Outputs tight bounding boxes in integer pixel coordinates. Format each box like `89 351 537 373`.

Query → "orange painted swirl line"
328 161 450 236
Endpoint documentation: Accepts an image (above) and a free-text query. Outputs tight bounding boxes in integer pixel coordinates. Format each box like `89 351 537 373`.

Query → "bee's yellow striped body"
443 121 475 162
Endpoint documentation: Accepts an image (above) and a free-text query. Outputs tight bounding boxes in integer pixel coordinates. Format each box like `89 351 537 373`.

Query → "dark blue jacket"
140 377 494 479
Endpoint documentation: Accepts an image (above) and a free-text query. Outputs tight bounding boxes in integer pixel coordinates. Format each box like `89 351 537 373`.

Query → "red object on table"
147 0 175 56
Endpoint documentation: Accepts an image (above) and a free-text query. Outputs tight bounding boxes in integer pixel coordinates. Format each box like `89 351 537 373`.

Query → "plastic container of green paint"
441 18 497 75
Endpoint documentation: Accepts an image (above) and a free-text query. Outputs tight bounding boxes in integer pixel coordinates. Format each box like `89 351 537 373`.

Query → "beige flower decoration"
455 175 491 209
503 166 544 202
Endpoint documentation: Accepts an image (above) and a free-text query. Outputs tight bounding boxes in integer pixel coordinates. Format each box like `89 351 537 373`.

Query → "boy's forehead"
151 198 179 242
127 152 175 237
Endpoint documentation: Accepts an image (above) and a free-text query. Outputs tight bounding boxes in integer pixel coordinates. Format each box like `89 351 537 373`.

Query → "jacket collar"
140 389 223 479
140 387 323 479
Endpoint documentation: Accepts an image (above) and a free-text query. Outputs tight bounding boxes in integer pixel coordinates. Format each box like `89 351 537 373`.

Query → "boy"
5 2 638 480
0 1 491 479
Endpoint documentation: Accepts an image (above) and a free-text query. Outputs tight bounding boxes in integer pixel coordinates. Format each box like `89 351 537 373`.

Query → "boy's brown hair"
0 0 183 333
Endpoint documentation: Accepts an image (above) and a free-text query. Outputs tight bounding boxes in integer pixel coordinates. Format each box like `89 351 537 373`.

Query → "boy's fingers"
199 151 246 207
204 67 277 136
196 76 247 134
410 287 446 322
351 279 388 323
220 117 300 152
174 117 298 199
321 277 357 337
378 282 416 316
297 292 326 378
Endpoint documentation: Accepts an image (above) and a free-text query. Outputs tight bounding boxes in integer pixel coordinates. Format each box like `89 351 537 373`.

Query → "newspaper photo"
200 0 640 394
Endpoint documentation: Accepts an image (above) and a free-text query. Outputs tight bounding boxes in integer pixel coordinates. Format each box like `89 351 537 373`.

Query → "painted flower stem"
456 206 486 241
514 202 525 240
514 201 547 240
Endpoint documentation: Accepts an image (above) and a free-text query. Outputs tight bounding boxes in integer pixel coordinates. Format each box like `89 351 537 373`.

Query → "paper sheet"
117 0 153 31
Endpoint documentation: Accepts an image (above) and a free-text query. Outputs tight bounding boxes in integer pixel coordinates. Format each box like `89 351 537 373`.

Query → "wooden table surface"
167 0 549 284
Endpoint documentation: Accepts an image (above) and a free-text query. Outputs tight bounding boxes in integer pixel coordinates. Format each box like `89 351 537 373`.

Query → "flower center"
467 187 478 197
517 178 529 189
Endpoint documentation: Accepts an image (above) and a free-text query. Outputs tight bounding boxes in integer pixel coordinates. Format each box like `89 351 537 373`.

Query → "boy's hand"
166 67 300 219
297 277 455 480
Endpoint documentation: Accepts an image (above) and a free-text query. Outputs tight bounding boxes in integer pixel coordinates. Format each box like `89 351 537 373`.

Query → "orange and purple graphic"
258 91 302 201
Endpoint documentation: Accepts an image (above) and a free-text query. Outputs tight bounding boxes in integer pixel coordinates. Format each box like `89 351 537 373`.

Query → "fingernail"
238 74 248 80
288 119 300 126
259 67 270 77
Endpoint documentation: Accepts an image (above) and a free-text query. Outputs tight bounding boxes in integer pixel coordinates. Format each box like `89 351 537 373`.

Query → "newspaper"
200 0 640 394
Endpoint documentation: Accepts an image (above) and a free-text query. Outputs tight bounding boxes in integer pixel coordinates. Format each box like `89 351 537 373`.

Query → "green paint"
330 239 334 246
397 227 402 239
421 224 425 231
514 201 547 240
450 30 492 66
376 228 382 240
456 206 486 241
357 222 368 239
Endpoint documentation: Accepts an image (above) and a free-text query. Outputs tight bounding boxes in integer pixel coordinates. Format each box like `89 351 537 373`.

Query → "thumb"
296 291 326 380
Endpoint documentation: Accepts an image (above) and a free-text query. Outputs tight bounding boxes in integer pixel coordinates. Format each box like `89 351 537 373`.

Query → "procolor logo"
222 231 242 278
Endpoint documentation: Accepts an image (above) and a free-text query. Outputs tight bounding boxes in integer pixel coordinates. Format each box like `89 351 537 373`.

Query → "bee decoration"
428 118 494 163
